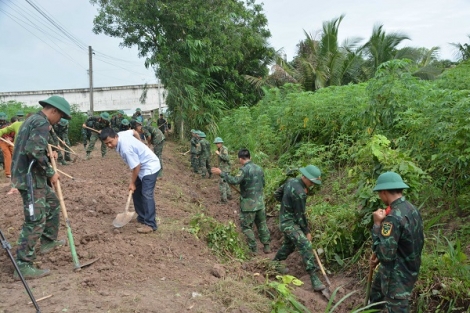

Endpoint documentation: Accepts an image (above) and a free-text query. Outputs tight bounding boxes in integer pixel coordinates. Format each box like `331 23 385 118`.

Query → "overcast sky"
0 0 469 92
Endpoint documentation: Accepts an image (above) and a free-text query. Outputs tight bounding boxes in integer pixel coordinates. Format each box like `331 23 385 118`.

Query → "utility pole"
157 76 162 114
88 46 94 114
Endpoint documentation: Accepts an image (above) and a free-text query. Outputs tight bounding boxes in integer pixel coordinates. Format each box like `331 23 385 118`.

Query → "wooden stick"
57 169 74 179
49 144 79 156
181 150 190 155
28 294 52 305
56 136 77 154
313 249 331 287
0 137 14 147
82 125 101 133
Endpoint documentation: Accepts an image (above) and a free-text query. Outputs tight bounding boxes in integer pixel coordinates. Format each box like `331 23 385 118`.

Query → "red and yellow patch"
381 222 393 237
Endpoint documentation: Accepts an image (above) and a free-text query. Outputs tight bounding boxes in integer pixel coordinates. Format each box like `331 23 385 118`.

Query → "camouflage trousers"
218 177 231 201
240 209 271 251
17 186 60 265
369 268 411 313
82 129 91 147
273 224 318 273
153 141 164 177
199 156 211 177
57 134 72 162
86 132 107 157
190 154 199 173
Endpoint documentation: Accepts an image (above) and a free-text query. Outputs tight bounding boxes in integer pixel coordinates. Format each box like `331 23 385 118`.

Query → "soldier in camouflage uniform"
369 172 424 313
53 118 72 165
213 137 231 202
135 120 165 177
82 112 111 159
272 165 326 292
198 131 211 178
189 129 200 173
211 149 271 254
11 96 71 280
119 118 131 131
111 110 125 132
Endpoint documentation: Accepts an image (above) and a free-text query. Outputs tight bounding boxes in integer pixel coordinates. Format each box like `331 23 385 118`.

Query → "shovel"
113 190 135 228
82 125 101 133
47 144 99 271
313 248 332 300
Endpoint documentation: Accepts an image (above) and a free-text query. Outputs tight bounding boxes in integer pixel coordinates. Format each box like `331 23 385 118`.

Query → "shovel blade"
113 212 135 228
321 288 331 300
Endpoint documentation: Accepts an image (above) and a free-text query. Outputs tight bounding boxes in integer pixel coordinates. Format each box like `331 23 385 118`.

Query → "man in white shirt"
100 128 161 233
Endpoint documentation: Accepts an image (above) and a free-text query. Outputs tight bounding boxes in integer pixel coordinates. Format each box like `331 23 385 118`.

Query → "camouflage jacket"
11 111 55 190
372 197 424 298
142 126 165 145
199 138 210 158
111 115 123 130
217 145 231 172
221 160 265 212
275 178 310 234
86 116 110 131
53 123 69 138
190 137 199 154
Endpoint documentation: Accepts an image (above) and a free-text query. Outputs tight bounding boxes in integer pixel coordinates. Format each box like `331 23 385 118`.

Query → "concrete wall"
0 84 167 113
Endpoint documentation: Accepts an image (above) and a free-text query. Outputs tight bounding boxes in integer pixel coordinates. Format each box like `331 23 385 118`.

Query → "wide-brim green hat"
136 108 141 112
118 110 124 114
299 165 322 185
39 96 72 120
121 118 130 125
16 111 25 116
0 112 6 120
190 129 196 133
213 137 223 144
59 118 68 126
373 172 409 191
100 112 110 121
198 131 206 138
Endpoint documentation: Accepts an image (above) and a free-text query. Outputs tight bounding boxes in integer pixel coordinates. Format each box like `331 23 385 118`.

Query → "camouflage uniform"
221 161 270 252
217 145 231 202
53 121 71 162
142 126 165 176
111 114 123 132
370 197 424 312
11 111 61 266
198 137 211 178
82 119 93 148
85 116 110 157
273 178 318 273
190 136 200 173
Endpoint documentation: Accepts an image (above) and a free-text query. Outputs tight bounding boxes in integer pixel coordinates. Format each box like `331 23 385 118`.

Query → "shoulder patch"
381 222 393 237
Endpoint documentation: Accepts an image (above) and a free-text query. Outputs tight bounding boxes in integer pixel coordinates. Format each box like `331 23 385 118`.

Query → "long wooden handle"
0 137 14 146
313 249 331 286
124 190 133 213
56 169 73 179
49 144 79 156
56 136 77 154
83 125 101 133
47 144 69 220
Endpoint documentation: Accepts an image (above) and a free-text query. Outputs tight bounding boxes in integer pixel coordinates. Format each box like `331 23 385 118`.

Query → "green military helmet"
118 110 125 115
198 131 206 138
213 137 223 144
59 118 68 126
121 118 130 126
16 111 25 117
373 172 409 191
299 165 322 185
100 112 110 121
134 119 143 125
136 108 141 112
39 95 72 120
190 129 196 133
0 112 7 120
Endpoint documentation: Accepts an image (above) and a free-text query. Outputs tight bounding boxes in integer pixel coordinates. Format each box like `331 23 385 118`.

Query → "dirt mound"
0 140 360 312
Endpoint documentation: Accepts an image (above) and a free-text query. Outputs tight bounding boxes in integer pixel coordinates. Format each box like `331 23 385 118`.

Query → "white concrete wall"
0 84 167 113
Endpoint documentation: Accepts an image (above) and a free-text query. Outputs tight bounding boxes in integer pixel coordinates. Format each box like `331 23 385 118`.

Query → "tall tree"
91 0 275 136
450 35 470 61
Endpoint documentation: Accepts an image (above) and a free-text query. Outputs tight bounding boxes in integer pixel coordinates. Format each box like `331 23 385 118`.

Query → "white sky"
0 0 469 92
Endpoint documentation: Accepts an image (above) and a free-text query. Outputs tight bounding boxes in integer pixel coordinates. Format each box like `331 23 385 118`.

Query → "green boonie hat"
118 110 124 114
134 119 143 125
121 119 130 126
136 108 141 112
0 112 6 120
59 118 68 126
39 96 72 120
16 111 24 116
100 112 110 121
190 129 196 133
198 131 206 138
299 165 322 185
213 137 223 144
373 172 409 191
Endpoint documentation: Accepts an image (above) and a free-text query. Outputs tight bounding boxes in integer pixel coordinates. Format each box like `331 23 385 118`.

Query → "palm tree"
362 24 410 76
450 35 470 61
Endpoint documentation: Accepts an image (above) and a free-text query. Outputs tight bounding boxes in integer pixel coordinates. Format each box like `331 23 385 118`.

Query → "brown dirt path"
0 139 361 313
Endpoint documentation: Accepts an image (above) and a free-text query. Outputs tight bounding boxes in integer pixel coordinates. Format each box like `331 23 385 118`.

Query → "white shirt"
116 130 161 179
